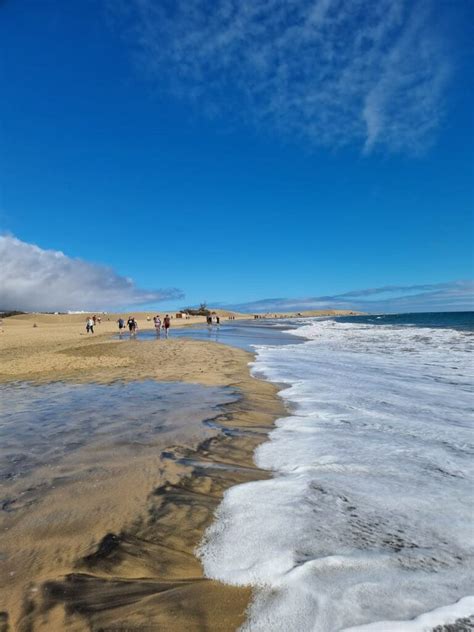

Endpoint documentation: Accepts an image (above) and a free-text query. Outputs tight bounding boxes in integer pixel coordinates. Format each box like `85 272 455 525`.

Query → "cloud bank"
0 235 183 312
222 281 474 313
110 0 451 153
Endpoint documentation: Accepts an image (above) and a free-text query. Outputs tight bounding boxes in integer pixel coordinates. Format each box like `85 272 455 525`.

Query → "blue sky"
1 0 473 312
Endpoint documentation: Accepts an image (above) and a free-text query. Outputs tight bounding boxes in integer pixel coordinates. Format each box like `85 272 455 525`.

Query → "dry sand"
0 312 243 383
0 313 286 631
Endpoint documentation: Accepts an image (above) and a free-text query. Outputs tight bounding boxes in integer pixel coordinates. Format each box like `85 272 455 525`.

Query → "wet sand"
0 314 286 631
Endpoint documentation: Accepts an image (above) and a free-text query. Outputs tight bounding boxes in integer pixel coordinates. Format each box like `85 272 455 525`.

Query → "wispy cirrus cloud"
221 281 474 313
108 0 451 153
0 235 183 312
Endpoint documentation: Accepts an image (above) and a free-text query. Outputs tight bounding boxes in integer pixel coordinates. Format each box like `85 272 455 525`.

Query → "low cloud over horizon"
0 235 183 312
221 281 474 314
2 236 471 315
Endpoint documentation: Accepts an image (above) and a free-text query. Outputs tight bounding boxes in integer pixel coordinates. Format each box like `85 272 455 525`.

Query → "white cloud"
221 281 474 313
109 0 451 153
0 235 183 312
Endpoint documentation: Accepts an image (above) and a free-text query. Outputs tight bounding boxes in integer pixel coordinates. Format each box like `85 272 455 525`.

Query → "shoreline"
0 310 357 384
0 314 287 631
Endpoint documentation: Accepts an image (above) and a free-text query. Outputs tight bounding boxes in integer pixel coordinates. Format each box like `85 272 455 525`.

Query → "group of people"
206 313 220 326
116 316 139 335
115 315 171 337
152 314 171 337
85 314 101 333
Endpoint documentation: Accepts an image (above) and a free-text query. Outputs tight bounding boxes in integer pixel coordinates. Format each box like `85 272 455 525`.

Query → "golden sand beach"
0 310 352 631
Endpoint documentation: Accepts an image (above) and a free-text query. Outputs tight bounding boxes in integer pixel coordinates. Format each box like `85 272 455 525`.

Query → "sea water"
199 313 474 631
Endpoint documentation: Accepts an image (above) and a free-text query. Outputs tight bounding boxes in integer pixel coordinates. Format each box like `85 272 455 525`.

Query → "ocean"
199 312 474 631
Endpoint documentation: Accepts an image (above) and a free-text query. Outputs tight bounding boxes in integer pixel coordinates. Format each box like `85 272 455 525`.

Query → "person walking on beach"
163 314 171 338
153 315 161 336
127 316 137 335
117 317 125 335
86 317 94 334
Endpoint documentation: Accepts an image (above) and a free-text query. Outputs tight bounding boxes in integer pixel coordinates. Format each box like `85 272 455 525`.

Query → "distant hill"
0 310 25 318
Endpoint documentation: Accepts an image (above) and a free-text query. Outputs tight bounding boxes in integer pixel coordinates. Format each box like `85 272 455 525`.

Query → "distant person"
163 314 171 338
216 315 220 325
92 315 97 326
117 317 125 333
127 316 136 334
86 317 94 334
153 315 161 336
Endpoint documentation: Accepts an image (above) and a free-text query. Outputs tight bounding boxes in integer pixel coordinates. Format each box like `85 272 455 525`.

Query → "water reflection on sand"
0 380 237 629
125 320 304 351
0 380 236 485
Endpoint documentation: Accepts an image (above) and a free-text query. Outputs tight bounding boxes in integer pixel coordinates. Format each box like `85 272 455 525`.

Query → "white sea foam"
198 319 474 631
343 596 474 631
